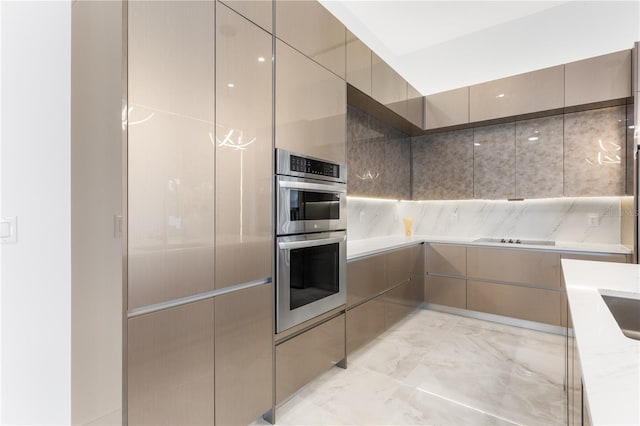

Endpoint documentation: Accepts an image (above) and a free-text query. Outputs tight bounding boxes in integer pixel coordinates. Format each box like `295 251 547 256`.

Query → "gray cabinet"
276 314 345 404
127 300 215 426
564 106 627 197
215 3 273 289
275 39 346 163
426 243 466 277
412 129 474 200
469 65 564 122
425 275 466 309
128 0 215 309
214 284 273 426
347 253 387 308
515 115 564 199
473 122 516 200
275 0 345 78
424 87 469 129
220 0 272 33
565 50 632 107
346 30 372 96
425 243 467 309
372 52 407 118
346 244 424 355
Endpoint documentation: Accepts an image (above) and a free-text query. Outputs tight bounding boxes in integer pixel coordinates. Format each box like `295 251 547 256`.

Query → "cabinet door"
565 50 632 107
215 3 273 289
406 83 424 128
412 129 474 200
383 279 421 329
424 87 469 129
275 39 346 163
426 243 466 276
346 298 386 355
467 247 560 289
275 0 345 78
387 245 420 288
467 280 561 325
473 122 516 200
372 52 407 118
347 254 387 308
128 0 215 309
515 115 564 199
276 314 345 404
469 65 564 122
215 284 272 426
128 300 215 426
346 30 372 96
425 276 466 309
563 106 627 197
219 0 272 33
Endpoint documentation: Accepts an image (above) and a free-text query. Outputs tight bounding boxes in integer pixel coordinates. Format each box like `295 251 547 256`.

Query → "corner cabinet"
346 244 424 355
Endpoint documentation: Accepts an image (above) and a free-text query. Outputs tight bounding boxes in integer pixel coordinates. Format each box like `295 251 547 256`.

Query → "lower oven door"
276 230 347 333
277 176 347 236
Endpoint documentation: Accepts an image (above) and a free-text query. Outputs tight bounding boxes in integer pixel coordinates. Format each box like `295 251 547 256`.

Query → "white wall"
1 1 72 424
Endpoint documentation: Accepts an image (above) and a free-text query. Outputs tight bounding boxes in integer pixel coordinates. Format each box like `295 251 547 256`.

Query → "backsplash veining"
347 197 628 244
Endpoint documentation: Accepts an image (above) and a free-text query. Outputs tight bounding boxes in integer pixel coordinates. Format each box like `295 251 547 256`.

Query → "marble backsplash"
347 196 630 244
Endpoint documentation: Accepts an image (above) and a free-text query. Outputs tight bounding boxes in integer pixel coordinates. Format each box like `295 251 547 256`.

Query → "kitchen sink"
473 237 555 246
600 292 640 341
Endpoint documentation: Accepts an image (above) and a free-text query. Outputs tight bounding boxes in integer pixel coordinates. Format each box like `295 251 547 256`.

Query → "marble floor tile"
266 309 566 426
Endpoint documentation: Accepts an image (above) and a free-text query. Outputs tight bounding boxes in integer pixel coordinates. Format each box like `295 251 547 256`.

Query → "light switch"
0 217 17 243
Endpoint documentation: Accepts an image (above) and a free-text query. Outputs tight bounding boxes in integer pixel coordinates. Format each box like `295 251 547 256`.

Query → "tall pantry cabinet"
126 2 273 425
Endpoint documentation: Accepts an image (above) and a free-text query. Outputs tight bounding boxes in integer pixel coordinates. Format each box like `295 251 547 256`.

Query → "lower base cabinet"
425 275 466 309
384 279 423 328
214 284 273 426
346 298 386 355
467 280 561 326
275 314 345 405
127 300 215 426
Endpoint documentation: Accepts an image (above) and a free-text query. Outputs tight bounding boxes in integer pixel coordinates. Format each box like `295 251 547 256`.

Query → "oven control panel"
290 155 340 179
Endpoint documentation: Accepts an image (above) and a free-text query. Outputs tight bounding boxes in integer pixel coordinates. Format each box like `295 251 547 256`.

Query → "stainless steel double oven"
275 149 347 333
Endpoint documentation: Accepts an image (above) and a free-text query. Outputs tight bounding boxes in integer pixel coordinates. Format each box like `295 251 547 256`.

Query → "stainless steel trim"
274 306 345 345
276 230 347 333
422 303 565 335
121 1 129 424
277 179 346 193
278 236 345 250
276 175 347 235
127 277 272 318
276 148 347 183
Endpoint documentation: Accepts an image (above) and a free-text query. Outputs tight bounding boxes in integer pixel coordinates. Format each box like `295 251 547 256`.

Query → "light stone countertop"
561 259 640 426
347 235 632 260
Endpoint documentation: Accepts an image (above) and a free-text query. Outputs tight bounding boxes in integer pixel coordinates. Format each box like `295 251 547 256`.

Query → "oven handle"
278 179 347 194
278 236 346 250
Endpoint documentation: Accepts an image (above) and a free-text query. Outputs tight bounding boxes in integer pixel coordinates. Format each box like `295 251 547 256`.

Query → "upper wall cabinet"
128 0 215 309
372 52 408 118
473 122 516 200
406 83 424 128
346 30 372 96
219 0 272 33
564 106 627 196
565 50 632 107
275 0 345 79
412 129 473 200
469 65 564 122
276 39 346 163
215 2 273 290
424 87 469 130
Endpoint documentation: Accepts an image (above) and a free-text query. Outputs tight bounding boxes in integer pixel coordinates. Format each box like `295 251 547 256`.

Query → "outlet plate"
587 214 600 227
0 217 17 243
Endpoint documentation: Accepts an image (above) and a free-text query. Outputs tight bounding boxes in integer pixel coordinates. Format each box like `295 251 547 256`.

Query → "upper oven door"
277 176 347 236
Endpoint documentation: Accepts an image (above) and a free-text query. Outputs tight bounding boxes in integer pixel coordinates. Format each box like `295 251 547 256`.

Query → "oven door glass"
289 190 340 222
289 242 339 309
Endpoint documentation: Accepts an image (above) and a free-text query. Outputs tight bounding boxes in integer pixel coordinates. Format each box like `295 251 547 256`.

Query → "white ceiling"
319 0 640 95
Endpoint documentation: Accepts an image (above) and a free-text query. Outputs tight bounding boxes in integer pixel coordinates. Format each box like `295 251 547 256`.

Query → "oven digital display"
290 155 340 179
289 243 339 310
